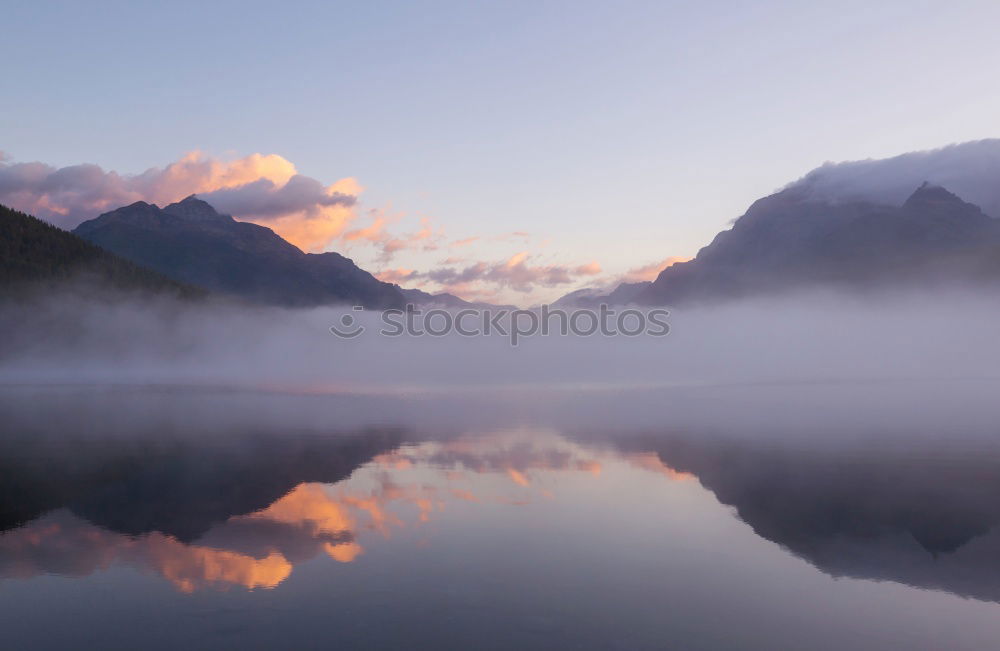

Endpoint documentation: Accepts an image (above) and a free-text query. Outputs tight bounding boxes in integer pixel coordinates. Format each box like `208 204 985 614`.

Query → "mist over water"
5 288 1000 650
2 287 999 394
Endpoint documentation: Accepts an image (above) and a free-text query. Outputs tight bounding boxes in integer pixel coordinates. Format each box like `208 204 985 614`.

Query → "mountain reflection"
5 388 1000 604
0 429 620 592
605 430 1000 603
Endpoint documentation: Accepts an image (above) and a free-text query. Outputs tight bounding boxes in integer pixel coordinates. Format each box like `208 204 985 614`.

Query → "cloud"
343 214 390 243
374 268 418 284
0 151 603 303
344 212 443 262
0 151 360 252
402 252 603 295
619 256 689 284
788 138 1000 217
450 236 480 248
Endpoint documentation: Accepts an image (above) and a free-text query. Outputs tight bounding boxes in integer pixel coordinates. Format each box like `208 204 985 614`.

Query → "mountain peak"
163 195 230 221
72 199 406 309
902 182 965 209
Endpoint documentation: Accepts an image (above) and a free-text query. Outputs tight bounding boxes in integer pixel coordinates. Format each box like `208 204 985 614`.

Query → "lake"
3 382 1000 650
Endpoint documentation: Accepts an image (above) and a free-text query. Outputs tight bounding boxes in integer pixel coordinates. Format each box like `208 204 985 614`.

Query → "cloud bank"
0 151 359 252
385 251 603 298
789 139 1000 216
0 150 685 303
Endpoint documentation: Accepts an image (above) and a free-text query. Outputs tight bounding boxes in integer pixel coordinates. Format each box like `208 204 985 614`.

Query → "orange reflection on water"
245 483 357 536
0 430 695 593
0 516 293 592
506 468 531 486
144 535 292 593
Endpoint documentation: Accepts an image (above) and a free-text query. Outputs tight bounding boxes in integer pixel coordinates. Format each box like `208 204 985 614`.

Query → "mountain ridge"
74 196 406 309
634 182 1000 305
0 203 203 299
554 181 1000 307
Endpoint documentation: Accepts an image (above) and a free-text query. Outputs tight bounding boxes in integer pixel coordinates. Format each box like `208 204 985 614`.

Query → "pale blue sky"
3 0 1000 303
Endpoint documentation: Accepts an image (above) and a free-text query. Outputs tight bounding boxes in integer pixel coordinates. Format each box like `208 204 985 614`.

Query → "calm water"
3 384 1000 650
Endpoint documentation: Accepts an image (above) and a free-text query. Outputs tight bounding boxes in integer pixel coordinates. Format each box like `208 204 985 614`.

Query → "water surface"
2 384 1000 650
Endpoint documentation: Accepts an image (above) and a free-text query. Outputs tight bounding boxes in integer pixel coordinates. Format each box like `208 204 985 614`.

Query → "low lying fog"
2 288 997 393
5 286 1000 441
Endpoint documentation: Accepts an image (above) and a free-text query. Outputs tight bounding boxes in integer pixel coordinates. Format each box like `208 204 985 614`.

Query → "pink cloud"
375 268 418 284
0 151 359 252
574 261 603 276
619 256 690 283
344 212 443 261
402 252 604 296
450 236 480 248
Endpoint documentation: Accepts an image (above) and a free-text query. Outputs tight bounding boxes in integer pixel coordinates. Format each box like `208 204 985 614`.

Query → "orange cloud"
450 236 480 248
0 151 360 253
141 151 298 202
620 256 690 283
627 453 696 482
375 268 417 284
575 261 603 276
343 215 389 242
343 212 443 261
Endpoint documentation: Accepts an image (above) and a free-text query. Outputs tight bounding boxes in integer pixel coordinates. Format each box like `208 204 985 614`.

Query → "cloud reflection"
0 430 674 592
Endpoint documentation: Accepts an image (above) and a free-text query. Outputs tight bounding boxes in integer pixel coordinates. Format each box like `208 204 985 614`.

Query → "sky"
3 0 1000 305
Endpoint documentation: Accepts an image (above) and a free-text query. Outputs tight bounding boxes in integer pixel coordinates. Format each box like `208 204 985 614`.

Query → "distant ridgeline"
2 197 476 310
557 183 1000 307
635 183 1000 304
0 203 203 299
8 181 1000 310
72 196 406 310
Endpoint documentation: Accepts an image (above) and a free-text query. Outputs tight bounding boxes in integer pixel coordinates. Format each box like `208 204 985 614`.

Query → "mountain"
554 281 650 308
636 182 1000 305
398 287 515 310
789 138 1000 219
0 203 202 298
0 422 403 541
399 287 479 308
73 196 405 309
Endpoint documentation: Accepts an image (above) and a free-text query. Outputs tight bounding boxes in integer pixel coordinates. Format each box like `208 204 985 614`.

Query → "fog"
3 287 1000 439
3 288 997 391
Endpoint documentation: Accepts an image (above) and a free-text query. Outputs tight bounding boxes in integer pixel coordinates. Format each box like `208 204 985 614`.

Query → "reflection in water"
605 430 1000 603
0 512 293 591
5 416 1000 602
0 429 635 592
5 387 1000 650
